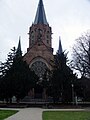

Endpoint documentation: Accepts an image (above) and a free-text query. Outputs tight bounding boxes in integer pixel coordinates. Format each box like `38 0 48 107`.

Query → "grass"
0 110 18 120
43 111 90 120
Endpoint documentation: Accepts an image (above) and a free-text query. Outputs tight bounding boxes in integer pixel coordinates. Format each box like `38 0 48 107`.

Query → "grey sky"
0 0 90 61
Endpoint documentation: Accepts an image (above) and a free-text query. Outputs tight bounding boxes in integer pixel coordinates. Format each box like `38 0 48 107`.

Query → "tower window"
47 35 49 39
31 31 34 44
35 28 37 32
47 40 49 44
37 29 42 41
47 31 49 33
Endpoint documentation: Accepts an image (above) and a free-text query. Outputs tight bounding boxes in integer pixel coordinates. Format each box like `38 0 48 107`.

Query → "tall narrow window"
47 31 50 44
31 31 34 44
37 29 42 41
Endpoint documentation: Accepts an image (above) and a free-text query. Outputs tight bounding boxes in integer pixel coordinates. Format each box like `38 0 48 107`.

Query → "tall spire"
88 39 90 63
16 36 22 57
57 36 63 55
34 0 48 25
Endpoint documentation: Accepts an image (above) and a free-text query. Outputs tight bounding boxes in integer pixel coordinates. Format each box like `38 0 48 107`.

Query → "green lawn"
0 110 18 120
43 111 90 120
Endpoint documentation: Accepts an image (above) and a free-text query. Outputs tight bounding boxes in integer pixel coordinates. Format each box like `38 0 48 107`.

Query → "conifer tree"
0 46 38 103
51 52 77 103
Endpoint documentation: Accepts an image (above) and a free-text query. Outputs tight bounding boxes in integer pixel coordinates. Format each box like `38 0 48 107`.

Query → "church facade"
21 0 63 99
23 0 54 78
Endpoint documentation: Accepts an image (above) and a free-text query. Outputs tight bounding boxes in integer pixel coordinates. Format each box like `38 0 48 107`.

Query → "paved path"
0 108 90 120
4 108 43 120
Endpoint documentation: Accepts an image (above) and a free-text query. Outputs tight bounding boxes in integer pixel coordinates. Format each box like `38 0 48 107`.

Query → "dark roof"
16 37 22 56
57 37 63 55
34 0 48 25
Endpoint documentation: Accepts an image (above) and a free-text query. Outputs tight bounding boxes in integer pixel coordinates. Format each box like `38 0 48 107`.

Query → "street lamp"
71 84 74 105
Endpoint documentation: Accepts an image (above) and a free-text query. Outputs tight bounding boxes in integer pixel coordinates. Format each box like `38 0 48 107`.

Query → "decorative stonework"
30 61 47 77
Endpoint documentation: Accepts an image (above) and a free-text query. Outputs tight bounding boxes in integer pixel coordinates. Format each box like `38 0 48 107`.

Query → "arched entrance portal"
30 60 48 99
34 84 43 98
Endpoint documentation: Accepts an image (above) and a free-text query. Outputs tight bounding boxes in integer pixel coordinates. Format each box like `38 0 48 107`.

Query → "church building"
20 0 63 99
23 0 55 78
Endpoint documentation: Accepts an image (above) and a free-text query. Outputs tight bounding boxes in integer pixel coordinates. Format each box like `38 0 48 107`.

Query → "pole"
72 84 74 105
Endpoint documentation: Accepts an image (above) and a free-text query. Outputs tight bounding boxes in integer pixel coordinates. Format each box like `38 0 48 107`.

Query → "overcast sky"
0 0 90 62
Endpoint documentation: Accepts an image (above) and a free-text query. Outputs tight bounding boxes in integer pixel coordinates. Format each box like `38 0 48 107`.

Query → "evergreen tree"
9 56 38 102
0 47 38 103
0 47 16 102
51 52 77 103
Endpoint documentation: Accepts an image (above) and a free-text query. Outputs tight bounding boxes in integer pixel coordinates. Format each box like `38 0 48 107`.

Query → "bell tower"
23 0 54 78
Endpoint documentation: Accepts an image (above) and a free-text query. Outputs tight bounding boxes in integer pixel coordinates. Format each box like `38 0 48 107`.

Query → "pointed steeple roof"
57 36 63 55
16 36 22 57
89 41 90 52
34 0 48 25
88 36 90 52
88 39 90 62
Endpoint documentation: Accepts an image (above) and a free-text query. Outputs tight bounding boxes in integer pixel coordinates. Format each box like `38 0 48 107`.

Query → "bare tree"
71 32 90 78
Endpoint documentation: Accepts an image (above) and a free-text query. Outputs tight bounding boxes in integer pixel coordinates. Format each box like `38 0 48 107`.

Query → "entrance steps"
21 96 53 103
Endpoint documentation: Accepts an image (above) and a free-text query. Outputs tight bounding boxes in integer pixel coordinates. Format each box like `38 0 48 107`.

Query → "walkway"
4 108 43 120
0 108 90 120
